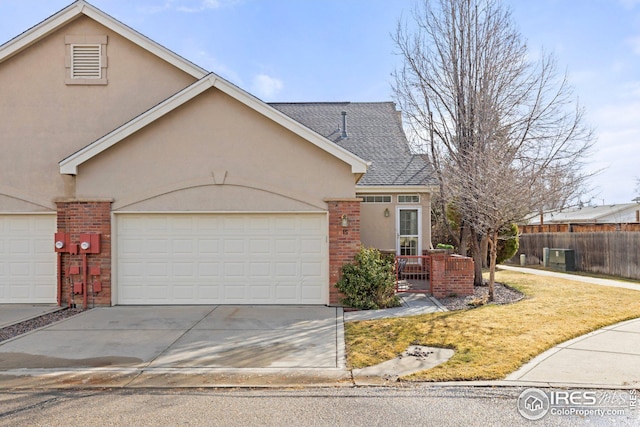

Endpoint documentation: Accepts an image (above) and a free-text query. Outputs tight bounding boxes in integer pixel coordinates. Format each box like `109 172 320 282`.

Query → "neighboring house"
0 1 435 306
528 203 640 225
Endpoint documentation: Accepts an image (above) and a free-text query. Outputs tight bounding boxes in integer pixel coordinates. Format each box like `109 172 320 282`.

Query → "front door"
396 207 421 256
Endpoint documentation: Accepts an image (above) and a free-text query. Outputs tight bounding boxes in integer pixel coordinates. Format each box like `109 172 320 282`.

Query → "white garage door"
116 213 328 305
0 214 56 303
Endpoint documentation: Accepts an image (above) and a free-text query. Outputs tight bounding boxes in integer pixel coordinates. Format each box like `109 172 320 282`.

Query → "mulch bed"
438 282 525 311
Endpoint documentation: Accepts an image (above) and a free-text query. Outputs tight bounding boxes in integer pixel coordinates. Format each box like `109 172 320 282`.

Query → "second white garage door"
116 213 328 305
0 214 56 304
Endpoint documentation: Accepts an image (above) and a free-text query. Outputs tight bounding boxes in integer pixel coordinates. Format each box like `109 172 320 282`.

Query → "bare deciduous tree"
393 0 594 299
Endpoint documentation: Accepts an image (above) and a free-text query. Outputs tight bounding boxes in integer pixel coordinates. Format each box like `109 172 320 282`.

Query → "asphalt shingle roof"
269 102 437 186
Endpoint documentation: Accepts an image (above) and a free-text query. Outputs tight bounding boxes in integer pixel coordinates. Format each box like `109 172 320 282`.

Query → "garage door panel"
224 262 245 277
117 213 327 305
198 239 220 254
173 263 194 277
249 239 270 254
275 239 296 254
301 238 322 255
301 285 322 300
147 262 168 276
147 239 169 253
198 286 220 300
198 262 219 276
224 283 246 300
172 239 193 254
276 284 299 301
224 239 245 254
250 263 271 277
10 239 30 254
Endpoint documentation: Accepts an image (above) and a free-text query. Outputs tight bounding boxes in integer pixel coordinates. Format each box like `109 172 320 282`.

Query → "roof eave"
355 184 438 193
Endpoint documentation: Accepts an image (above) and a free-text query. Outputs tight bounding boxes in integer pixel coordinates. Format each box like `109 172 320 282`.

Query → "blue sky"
1 0 639 205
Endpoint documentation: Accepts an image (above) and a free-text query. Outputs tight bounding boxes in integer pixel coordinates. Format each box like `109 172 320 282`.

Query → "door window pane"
399 237 418 256
399 210 418 235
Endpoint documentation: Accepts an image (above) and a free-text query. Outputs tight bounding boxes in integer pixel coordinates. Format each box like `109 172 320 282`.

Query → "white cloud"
251 74 284 99
136 1 173 14
139 0 240 14
176 0 240 13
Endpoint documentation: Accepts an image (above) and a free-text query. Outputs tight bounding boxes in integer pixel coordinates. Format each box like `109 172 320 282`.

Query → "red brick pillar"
429 251 447 298
56 200 112 307
326 198 361 305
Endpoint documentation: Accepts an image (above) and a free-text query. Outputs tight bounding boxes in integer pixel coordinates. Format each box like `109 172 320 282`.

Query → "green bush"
496 223 519 264
436 243 454 250
336 247 401 310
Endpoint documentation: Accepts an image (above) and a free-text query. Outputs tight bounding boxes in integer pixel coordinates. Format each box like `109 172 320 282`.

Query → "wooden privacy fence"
515 232 640 280
520 223 640 233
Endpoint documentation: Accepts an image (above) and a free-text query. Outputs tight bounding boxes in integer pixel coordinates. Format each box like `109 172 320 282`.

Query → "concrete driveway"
0 305 348 387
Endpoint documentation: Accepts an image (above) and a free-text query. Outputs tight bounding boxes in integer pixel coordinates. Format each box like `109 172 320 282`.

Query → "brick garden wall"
56 200 112 307
326 199 361 305
429 251 474 298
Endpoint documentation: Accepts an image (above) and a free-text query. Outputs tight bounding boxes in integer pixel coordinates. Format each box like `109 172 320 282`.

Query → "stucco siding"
359 192 432 253
75 88 356 211
0 16 197 212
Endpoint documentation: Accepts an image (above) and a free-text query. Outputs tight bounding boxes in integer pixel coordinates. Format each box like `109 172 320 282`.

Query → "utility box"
548 248 575 272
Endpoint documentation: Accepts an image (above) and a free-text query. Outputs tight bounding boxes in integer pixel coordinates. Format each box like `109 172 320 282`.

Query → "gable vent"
71 44 101 79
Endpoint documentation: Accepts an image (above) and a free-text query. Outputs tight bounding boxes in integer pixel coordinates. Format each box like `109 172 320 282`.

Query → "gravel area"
0 308 85 343
438 282 524 311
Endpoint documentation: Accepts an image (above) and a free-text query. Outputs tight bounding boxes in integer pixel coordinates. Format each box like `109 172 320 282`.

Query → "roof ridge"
268 101 395 106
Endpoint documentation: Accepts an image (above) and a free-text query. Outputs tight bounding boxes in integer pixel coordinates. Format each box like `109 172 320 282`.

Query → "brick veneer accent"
326 199 361 305
56 200 112 307
428 251 474 298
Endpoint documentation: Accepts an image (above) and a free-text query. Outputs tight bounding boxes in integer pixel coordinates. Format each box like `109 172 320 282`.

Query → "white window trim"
359 195 392 204
398 194 420 204
396 205 422 257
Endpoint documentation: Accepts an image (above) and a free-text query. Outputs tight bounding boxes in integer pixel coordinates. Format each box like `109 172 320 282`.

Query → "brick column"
429 251 447 297
326 198 361 305
56 200 112 307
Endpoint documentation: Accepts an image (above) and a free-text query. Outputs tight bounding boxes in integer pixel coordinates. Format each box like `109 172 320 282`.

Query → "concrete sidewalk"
499 264 640 291
344 293 446 322
504 317 640 388
499 265 640 388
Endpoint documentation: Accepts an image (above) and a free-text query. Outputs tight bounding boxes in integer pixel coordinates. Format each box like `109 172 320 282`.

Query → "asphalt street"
0 387 637 427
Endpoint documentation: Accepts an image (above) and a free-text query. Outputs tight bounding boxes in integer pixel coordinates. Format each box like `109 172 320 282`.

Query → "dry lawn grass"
344 270 640 381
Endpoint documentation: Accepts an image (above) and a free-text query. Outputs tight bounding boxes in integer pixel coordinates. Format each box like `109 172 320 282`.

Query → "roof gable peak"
0 0 207 78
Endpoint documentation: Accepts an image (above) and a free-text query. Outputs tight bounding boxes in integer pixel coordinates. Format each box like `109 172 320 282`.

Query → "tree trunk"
457 223 470 257
488 230 498 302
470 230 484 286
481 235 489 268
